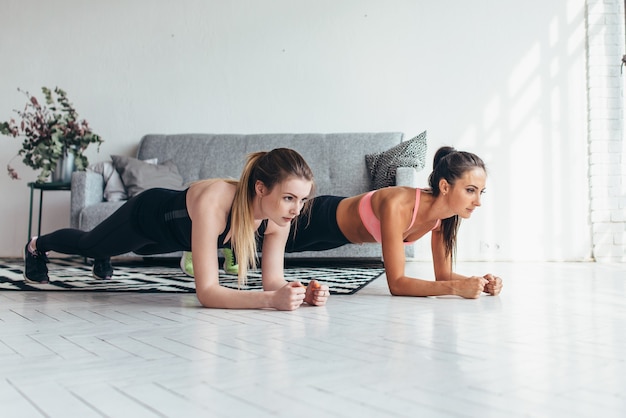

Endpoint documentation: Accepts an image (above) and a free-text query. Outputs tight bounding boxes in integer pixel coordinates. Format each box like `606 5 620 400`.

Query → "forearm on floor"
196 285 274 309
387 276 463 297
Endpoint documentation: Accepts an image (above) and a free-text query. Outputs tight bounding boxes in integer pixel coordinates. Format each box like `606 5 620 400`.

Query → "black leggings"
286 195 350 252
36 189 190 259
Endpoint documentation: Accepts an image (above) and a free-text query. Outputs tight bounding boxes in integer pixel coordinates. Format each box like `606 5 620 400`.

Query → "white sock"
28 237 38 255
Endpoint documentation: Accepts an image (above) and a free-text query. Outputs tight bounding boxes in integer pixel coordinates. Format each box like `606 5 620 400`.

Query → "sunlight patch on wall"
509 121 545 258
483 95 501 135
549 15 560 47
508 43 541 98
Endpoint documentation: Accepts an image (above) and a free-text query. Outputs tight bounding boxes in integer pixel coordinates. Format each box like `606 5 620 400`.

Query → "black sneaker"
23 243 49 284
92 258 113 279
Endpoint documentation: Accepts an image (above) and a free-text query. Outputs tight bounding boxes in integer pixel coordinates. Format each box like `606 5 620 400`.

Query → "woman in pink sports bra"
282 146 503 299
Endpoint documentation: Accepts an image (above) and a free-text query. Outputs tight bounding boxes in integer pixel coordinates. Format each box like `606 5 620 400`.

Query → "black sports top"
132 188 268 251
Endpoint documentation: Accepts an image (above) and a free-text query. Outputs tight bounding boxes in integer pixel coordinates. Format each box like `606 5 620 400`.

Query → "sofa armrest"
71 171 104 229
395 166 419 188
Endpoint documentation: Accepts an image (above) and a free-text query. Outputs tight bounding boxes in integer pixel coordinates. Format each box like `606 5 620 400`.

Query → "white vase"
51 151 76 183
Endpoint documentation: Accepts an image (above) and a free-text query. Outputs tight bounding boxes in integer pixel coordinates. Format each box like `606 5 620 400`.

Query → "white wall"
0 0 592 261
587 0 626 263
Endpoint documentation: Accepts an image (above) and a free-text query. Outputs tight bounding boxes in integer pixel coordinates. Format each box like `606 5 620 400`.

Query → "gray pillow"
111 155 185 198
87 160 128 202
365 131 427 189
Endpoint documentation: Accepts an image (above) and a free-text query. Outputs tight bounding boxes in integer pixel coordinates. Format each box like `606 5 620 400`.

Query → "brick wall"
586 0 626 262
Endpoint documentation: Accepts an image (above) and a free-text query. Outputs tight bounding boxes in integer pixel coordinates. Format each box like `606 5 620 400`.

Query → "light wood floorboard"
1 261 625 417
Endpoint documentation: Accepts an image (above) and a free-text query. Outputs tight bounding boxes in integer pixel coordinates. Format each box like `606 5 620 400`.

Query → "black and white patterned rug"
0 257 385 295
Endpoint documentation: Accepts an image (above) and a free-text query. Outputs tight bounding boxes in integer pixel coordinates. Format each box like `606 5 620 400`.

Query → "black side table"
27 181 71 240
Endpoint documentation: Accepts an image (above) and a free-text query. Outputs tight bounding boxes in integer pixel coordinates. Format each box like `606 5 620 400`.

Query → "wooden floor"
1 260 625 417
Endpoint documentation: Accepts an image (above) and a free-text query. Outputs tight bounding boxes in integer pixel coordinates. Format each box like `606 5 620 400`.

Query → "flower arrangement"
1 87 103 183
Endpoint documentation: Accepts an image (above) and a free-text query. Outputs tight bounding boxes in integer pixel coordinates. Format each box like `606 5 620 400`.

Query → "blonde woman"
23 148 330 310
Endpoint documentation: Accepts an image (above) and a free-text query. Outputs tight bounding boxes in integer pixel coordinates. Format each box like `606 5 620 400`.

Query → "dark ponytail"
428 146 486 263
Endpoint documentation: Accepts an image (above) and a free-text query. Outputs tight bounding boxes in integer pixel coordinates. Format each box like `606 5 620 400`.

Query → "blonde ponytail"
231 152 264 286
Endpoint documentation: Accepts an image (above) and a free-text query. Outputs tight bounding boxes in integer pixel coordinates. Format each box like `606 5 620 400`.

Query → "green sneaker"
180 251 194 277
222 247 239 275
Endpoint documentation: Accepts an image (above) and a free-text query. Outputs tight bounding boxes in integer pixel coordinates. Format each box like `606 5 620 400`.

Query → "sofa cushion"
111 155 185 198
365 131 427 189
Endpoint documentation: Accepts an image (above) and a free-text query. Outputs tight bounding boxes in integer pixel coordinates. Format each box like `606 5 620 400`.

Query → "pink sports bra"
358 189 440 245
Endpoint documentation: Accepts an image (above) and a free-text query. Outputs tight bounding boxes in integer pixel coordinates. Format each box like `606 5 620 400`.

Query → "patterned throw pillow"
365 131 427 189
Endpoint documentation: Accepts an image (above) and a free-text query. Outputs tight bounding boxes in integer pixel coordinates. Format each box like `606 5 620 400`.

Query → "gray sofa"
71 133 420 259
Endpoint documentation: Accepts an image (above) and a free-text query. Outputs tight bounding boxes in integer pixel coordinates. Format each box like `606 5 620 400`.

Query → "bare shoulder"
187 179 237 219
376 186 416 208
189 179 236 197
